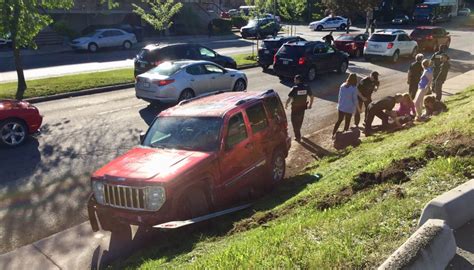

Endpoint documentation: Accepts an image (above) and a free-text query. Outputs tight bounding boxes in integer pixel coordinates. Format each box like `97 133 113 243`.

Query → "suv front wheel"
391 50 400 63
307 67 317 81
338 61 348 74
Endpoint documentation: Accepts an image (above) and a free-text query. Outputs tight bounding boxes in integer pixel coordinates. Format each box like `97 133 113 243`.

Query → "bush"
211 18 232 33
51 21 78 40
231 16 248 28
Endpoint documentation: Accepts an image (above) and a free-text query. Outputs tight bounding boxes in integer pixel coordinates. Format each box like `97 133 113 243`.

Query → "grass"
0 53 257 99
116 86 474 269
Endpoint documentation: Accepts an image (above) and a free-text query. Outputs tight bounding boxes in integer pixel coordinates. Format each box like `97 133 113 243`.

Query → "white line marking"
97 104 143 115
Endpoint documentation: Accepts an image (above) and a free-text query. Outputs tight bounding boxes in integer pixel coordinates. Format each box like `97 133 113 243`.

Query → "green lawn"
0 53 257 99
116 86 474 269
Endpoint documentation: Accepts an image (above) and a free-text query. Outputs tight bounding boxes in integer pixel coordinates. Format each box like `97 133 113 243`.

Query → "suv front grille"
104 184 146 210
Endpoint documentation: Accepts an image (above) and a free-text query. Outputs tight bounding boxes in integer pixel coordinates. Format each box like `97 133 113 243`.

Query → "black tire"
316 25 323 31
261 64 270 71
123 40 132 50
339 24 346 30
391 50 400 63
307 67 316 81
178 89 195 102
337 61 348 74
0 119 27 147
269 150 286 184
88 43 98 53
233 78 246 91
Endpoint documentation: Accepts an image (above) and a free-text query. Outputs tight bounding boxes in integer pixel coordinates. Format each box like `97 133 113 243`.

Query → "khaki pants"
414 87 429 118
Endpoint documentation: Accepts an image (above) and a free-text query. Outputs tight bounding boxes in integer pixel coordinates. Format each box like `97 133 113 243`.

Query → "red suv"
88 90 291 232
409 26 451 52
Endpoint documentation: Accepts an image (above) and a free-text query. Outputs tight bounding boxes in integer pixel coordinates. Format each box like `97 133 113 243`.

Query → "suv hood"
0 99 31 111
93 147 212 182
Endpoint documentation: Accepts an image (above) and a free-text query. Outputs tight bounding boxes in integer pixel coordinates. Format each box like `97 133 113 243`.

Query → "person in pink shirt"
396 93 416 118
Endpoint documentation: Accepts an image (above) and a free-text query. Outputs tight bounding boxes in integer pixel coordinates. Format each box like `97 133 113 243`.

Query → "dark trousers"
354 99 370 126
434 80 444 101
291 109 305 140
333 110 352 135
365 104 390 131
408 82 418 100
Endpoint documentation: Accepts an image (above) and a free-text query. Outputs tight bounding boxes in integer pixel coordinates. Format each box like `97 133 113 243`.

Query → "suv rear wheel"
0 119 27 147
338 61 348 74
316 25 323 31
307 67 316 81
391 50 400 63
88 43 98 53
270 150 285 183
411 47 418 58
178 89 195 102
339 23 346 30
233 79 246 91
123 40 132 50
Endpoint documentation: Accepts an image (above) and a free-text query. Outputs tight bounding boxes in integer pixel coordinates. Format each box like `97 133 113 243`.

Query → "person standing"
364 94 403 134
431 44 448 92
354 71 379 127
323 31 334 45
370 19 377 35
414 59 433 120
346 18 351 34
285 75 314 142
433 54 450 101
407 53 424 99
333 73 360 138
207 20 214 38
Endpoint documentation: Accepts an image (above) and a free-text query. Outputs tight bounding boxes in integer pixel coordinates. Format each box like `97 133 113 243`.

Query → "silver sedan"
135 60 248 103
70 28 137 52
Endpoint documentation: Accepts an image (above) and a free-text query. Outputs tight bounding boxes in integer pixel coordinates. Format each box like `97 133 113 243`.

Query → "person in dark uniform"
407 53 424 99
370 19 377 35
346 18 351 34
431 44 448 93
323 31 334 45
354 71 379 127
364 94 403 134
433 53 450 101
285 75 314 142
207 20 214 38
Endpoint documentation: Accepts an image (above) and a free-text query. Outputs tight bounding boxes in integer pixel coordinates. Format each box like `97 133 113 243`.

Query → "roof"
160 91 276 117
143 43 191 51
264 36 300 41
285 40 323 46
414 26 443 29
375 29 406 35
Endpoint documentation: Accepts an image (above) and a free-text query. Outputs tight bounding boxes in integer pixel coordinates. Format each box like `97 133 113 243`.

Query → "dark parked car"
273 41 349 81
134 43 237 77
240 18 280 39
409 26 450 52
258 36 306 70
392 14 411 25
334 33 368 58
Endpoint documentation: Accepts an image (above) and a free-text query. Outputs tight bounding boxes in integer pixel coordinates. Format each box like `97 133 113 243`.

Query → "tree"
132 0 183 33
278 0 307 22
324 0 378 17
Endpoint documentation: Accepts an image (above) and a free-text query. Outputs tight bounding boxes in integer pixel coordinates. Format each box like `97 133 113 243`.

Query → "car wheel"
316 25 323 31
411 47 418 58
0 119 27 147
88 43 98 53
233 79 246 91
261 64 270 71
178 89 195 102
391 50 400 63
339 23 346 30
123 40 132 50
307 67 316 81
338 61 348 74
269 150 285 183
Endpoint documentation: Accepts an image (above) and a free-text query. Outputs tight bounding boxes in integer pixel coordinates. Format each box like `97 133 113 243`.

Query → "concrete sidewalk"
1 70 473 269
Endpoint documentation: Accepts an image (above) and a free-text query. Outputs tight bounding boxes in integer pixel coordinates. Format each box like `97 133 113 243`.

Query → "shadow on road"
138 103 172 126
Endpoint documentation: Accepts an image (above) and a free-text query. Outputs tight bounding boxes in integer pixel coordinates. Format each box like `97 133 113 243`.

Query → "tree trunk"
13 42 27 100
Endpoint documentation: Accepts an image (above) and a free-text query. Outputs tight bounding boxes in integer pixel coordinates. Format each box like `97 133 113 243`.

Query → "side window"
314 43 327 54
398 34 409 41
186 65 205 75
111 30 124 36
101 31 112 37
199 47 216 58
327 45 335 53
204 64 224 74
264 96 285 122
225 113 248 149
246 103 269 134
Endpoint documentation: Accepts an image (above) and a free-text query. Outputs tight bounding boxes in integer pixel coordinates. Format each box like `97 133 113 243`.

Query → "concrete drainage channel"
379 179 474 270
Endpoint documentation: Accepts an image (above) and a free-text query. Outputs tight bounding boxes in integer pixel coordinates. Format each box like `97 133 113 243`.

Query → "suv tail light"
298 57 306 65
273 54 277 64
153 79 175 86
387 42 394 49
364 41 368 48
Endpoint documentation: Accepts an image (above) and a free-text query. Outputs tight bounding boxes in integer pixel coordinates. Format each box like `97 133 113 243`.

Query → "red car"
334 33 368 58
88 90 291 232
409 26 451 52
0 99 42 147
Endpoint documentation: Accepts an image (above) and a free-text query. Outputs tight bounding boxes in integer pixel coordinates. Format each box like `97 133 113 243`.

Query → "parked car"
228 9 240 17
392 14 411 25
262 13 281 23
363 29 418 63
0 100 42 147
135 60 247 103
409 26 451 52
70 28 137 52
458 8 471 16
0 32 12 48
87 90 290 232
134 43 237 77
240 18 280 39
273 41 349 81
309 16 348 31
334 33 368 58
258 36 306 70
81 24 144 42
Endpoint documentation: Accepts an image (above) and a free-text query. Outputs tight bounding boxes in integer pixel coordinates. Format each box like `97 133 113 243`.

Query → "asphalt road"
0 20 473 253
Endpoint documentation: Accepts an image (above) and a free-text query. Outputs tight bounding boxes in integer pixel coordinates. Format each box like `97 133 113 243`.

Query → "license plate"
283 60 289 65
140 63 145 68
371 44 380 48
264 50 270 54
143 82 150 88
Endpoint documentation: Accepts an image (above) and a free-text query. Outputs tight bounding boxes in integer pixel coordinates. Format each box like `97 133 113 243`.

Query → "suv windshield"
149 62 185 76
143 117 222 152
369 34 396 42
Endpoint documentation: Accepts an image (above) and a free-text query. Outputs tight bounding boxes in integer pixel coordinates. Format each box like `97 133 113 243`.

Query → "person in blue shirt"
414 59 433 120
332 73 360 138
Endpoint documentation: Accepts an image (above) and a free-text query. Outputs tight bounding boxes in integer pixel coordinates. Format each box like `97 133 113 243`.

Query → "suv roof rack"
235 89 275 105
178 91 224 106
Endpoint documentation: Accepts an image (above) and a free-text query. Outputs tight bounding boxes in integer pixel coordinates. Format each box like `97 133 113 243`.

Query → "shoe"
295 137 301 142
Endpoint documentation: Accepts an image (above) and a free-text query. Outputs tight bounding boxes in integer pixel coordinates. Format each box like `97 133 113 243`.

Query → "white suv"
309 16 348 31
364 29 418 63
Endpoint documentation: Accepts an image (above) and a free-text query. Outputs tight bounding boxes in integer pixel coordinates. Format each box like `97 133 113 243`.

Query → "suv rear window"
411 29 434 36
263 40 283 50
264 96 285 121
369 34 396 42
278 45 307 57
246 103 268 134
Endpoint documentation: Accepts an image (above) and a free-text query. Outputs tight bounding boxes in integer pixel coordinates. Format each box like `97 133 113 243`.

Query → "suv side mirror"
139 131 146 144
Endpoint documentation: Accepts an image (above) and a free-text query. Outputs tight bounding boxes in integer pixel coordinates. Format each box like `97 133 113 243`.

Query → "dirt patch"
230 211 281 234
316 187 354 210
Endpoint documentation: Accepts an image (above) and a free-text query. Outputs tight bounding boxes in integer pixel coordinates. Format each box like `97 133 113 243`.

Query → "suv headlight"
146 186 166 211
92 181 105 204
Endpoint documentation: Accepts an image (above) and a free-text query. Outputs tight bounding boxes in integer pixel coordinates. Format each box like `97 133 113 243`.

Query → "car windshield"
336 35 355 41
143 117 222 152
369 34 396 42
149 62 185 76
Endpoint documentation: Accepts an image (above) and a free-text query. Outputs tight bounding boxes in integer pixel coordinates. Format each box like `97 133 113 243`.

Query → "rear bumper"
273 65 306 78
363 53 391 59
135 87 178 103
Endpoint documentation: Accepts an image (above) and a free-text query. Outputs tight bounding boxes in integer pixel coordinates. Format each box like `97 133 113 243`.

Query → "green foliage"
51 21 78 40
133 0 183 32
278 0 307 22
325 0 379 17
231 16 248 28
211 18 233 34
172 5 203 35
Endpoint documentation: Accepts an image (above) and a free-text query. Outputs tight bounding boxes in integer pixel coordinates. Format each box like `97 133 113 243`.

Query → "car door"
95 31 109 47
397 34 410 55
312 43 332 72
218 112 260 204
355 34 367 51
435 28 448 46
203 63 229 91
185 64 211 95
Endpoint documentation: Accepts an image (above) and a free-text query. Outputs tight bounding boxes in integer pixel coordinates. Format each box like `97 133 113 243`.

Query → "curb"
23 63 259 104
